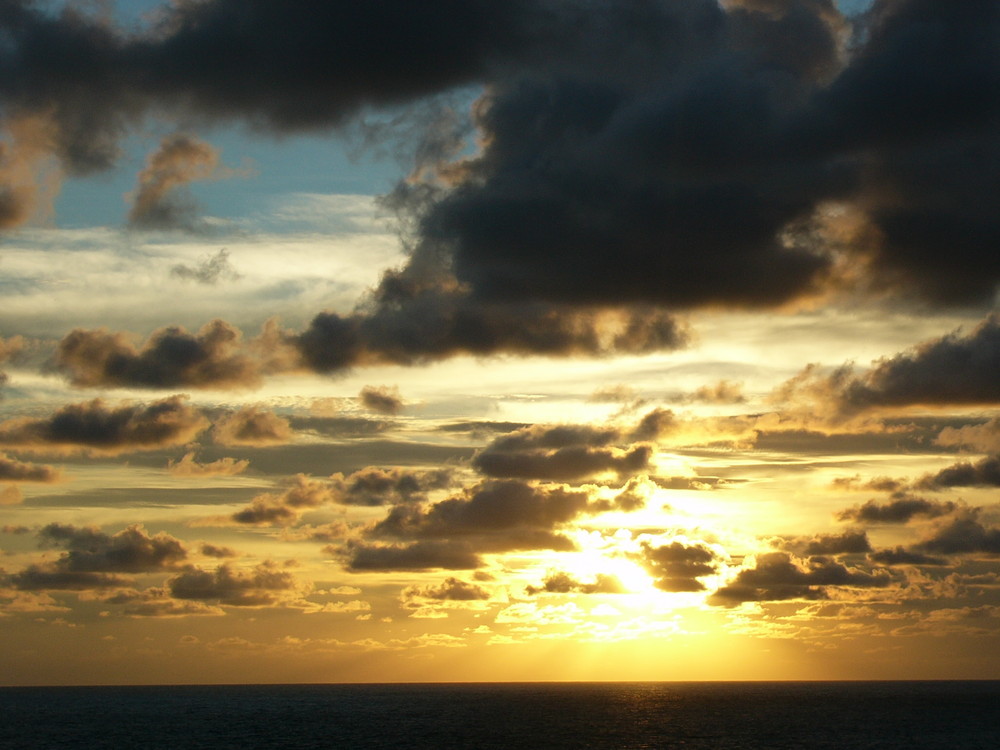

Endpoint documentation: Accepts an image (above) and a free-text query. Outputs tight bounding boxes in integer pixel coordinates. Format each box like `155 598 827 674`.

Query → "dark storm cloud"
168 561 301 606
635 540 721 592
0 453 60 482
358 385 403 416
329 467 454 507
709 551 892 606
56 319 264 390
836 496 959 524
0 0 994 322
525 570 626 596
0 395 208 455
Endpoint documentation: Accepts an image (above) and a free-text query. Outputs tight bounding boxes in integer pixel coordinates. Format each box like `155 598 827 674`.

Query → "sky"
0 0 999 685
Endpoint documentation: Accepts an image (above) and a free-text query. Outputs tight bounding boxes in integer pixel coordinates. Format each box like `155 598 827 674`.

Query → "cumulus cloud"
0 453 61 482
0 396 208 455
635 541 721 592
230 475 335 526
329 467 454 506
401 576 491 606
936 418 1000 453
777 530 872 555
868 547 947 567
167 451 249 477
10 523 188 591
369 480 598 551
470 421 655 483
915 455 1000 491
836 496 959 524
168 561 304 607
36 523 188 573
916 513 1000 557
777 316 1000 417
213 406 293 446
341 479 625 571
525 570 626 596
709 551 892 606
56 319 267 390
358 385 404 415
472 443 652 483
343 540 482 572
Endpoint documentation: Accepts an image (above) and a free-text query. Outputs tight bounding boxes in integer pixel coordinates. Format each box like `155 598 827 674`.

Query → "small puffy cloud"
127 133 242 231
687 380 746 404
0 453 60 482
199 543 238 559
525 570 626 596
473 443 652 483
0 396 208 455
936 417 1000 453
472 422 652 483
171 248 242 285
836 496 959 524
778 530 872 555
213 406 293 446
230 475 335 526
36 523 188 573
343 540 483 572
868 547 948 567
635 540 721 592
368 480 608 554
10 522 186 594
167 451 249 477
401 576 491 608
358 385 404 415
709 552 892 606
10 567 131 591
630 408 678 442
329 466 454 506
56 319 264 390
168 561 305 607
101 588 225 618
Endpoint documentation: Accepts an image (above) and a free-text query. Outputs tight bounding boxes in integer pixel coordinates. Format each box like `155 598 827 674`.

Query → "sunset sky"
2 0 999 685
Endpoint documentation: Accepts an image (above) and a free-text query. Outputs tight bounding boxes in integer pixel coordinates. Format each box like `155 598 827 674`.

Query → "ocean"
1 681 997 749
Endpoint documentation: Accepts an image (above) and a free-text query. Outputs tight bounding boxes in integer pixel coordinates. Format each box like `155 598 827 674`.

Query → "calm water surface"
1 681 996 749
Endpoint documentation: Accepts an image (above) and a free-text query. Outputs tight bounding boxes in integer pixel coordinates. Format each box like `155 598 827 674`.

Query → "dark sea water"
0 681 997 749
